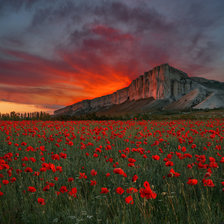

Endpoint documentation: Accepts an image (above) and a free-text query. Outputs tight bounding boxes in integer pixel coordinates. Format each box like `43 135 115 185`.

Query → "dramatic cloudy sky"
0 0 224 113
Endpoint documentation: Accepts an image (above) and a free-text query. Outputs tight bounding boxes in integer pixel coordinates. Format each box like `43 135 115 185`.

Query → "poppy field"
0 119 224 223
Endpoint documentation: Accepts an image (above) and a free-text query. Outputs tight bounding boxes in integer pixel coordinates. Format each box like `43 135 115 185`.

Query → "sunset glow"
0 101 55 114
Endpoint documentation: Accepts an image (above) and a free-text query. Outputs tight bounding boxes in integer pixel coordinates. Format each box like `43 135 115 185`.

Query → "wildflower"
2 180 9 185
203 179 215 187
90 180 97 186
128 158 136 163
152 155 160 160
28 186 36 192
24 167 33 173
100 187 109 194
68 187 77 197
37 198 45 205
126 187 138 193
116 187 124 195
30 157 36 163
168 168 180 177
10 177 16 183
113 168 127 177
59 152 67 159
132 175 138 182
79 172 87 179
43 185 50 191
59 186 68 193
139 181 157 199
56 166 62 172
125 195 134 204
90 169 97 176
165 161 174 167
68 177 74 182
187 179 198 185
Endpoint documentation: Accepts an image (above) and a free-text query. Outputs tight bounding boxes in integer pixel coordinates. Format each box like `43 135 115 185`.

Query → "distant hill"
54 64 224 117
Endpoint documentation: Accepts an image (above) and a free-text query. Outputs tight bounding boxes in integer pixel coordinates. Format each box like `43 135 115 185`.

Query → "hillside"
54 64 224 116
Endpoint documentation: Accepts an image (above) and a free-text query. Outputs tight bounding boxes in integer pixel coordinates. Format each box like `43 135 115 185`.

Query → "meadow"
0 119 223 224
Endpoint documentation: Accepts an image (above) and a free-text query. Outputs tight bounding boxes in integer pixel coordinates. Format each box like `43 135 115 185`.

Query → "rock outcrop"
54 63 224 116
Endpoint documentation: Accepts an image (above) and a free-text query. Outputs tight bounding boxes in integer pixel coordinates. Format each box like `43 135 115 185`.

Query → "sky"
0 0 224 114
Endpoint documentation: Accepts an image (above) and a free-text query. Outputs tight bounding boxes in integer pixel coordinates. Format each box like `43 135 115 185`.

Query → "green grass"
0 120 223 224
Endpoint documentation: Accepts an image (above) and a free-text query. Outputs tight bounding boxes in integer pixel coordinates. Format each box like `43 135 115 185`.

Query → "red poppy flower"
121 154 127 158
168 168 180 177
116 187 124 195
59 152 67 159
37 198 45 205
113 168 127 177
52 154 60 160
100 187 109 194
49 163 56 173
28 186 36 192
56 166 62 172
79 172 87 179
90 180 97 186
68 187 77 197
126 187 138 193
68 177 74 182
10 177 16 183
90 169 97 176
30 157 36 163
139 181 157 199
2 180 9 185
203 179 215 187
165 161 174 167
128 158 136 163
152 155 160 160
132 175 138 182
24 167 33 173
125 195 134 204
187 179 198 185
93 153 98 158
43 185 50 191
59 186 68 193
128 163 135 167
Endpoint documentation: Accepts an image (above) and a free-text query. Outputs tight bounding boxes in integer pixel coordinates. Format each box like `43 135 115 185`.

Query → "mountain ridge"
54 64 224 116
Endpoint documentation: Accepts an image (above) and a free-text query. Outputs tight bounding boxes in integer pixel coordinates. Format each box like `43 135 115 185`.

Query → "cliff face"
128 64 194 101
54 63 224 116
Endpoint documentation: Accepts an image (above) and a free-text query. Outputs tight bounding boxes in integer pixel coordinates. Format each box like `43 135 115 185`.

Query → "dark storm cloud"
61 0 224 79
94 1 173 33
29 1 79 28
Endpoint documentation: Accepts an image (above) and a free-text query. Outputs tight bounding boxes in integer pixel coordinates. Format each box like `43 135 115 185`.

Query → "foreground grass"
0 120 223 224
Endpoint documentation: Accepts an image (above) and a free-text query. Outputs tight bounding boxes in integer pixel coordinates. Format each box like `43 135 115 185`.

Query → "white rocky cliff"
54 64 224 116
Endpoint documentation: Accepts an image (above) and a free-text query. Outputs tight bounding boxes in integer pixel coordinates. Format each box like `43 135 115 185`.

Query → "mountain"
54 64 224 116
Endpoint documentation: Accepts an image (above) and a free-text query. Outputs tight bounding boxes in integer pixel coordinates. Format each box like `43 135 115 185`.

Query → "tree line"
0 111 51 120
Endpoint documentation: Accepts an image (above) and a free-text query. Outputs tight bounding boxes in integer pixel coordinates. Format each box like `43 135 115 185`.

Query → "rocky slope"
54 64 224 116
